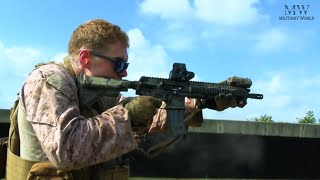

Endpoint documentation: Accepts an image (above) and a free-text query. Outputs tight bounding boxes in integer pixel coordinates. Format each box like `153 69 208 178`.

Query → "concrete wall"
1 109 320 179
0 109 9 123
129 133 320 179
0 109 10 137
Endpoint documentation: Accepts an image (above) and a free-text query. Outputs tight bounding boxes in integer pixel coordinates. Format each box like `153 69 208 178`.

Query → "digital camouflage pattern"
124 96 163 128
18 61 203 171
19 63 138 170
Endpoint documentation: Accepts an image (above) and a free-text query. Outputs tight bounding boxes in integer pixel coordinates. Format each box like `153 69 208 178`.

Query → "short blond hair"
68 19 129 56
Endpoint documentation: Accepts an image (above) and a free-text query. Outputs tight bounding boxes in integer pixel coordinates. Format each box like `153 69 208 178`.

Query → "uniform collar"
63 57 76 78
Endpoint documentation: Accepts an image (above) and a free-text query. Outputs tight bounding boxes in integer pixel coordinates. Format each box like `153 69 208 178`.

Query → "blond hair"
68 19 129 56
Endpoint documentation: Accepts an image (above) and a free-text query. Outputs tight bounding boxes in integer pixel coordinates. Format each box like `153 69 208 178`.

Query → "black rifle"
76 63 263 136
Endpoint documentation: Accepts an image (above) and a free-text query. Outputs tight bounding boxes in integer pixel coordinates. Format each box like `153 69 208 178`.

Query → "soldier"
5 19 244 179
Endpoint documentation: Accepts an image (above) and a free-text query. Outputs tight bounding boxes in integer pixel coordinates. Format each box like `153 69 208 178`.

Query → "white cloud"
140 0 267 26
139 0 270 52
254 28 288 52
123 28 181 97
127 28 151 51
51 53 67 62
0 41 66 109
126 28 172 80
160 28 196 51
194 0 266 25
139 0 314 56
0 43 43 79
140 0 193 19
0 42 43 108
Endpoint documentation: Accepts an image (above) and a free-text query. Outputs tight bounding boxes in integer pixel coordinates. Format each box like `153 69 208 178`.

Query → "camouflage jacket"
18 61 203 170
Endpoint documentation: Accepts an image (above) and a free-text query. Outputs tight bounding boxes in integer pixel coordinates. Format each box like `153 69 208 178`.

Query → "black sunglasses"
89 51 129 73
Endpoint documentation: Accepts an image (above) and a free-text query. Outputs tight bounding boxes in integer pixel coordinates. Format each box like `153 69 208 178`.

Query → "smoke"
158 133 266 177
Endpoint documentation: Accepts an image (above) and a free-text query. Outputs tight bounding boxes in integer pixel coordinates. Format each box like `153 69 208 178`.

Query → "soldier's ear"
78 49 90 66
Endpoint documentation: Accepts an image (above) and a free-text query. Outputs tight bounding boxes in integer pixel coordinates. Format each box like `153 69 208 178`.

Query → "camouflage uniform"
12 60 202 179
18 62 138 170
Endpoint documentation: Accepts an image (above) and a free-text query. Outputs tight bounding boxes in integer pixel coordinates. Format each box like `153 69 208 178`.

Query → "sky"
0 0 319 123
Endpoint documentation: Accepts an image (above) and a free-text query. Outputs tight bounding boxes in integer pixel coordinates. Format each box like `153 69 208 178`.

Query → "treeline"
251 111 319 124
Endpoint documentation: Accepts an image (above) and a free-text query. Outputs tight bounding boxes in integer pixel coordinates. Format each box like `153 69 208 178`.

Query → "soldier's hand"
124 96 162 128
199 93 246 111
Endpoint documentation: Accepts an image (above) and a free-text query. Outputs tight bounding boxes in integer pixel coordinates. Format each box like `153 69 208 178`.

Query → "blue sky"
0 0 319 123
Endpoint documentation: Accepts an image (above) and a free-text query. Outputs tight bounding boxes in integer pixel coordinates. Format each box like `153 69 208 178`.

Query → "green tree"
253 114 274 122
297 111 316 124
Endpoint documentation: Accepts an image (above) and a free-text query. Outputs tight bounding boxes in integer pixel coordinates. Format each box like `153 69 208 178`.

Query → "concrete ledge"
0 109 9 123
189 119 320 138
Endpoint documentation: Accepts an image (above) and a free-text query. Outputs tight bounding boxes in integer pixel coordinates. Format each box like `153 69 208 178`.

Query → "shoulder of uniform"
33 61 72 78
34 61 56 69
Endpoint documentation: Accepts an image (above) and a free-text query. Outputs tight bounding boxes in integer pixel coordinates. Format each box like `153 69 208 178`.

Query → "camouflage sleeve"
21 64 137 170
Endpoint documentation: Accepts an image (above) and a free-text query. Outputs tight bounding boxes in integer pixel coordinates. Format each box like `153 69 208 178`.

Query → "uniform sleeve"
21 66 137 170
